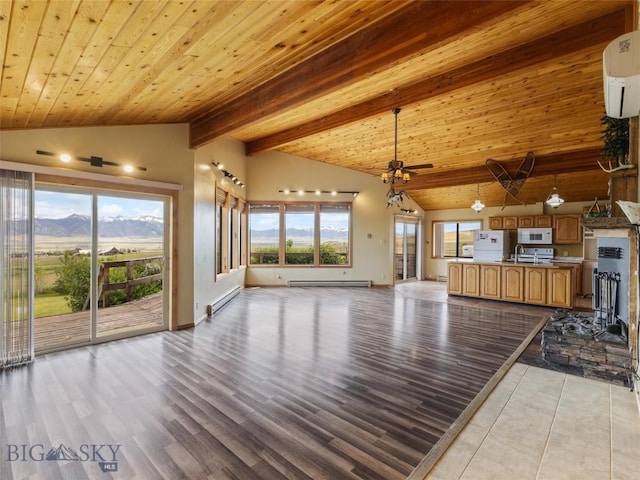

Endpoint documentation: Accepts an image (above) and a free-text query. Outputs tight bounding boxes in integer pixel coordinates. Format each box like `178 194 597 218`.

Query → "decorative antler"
596 159 635 174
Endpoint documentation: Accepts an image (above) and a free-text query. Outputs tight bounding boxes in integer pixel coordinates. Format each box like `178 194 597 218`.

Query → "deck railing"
97 256 164 308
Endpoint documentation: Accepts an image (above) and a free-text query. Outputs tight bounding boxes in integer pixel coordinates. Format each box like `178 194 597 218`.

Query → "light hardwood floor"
1 283 550 479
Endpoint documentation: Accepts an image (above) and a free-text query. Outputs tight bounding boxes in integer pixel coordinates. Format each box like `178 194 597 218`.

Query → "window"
249 202 351 267
214 190 245 277
249 204 280 265
238 200 246 267
229 196 237 269
285 204 315 265
432 221 481 258
319 204 349 265
215 204 223 274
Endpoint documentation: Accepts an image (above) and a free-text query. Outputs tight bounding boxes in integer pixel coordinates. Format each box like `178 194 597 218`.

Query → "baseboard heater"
287 280 371 287
206 286 242 316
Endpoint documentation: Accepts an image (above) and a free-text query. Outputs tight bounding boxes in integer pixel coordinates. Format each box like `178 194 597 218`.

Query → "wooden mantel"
581 217 634 230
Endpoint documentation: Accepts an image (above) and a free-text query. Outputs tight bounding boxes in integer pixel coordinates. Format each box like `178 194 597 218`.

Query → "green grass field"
34 292 72 317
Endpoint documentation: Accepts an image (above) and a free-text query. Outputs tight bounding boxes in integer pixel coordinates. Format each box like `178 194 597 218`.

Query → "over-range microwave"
517 228 553 245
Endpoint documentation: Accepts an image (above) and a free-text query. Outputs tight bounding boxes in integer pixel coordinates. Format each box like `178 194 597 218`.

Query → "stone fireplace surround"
540 220 639 394
542 309 630 386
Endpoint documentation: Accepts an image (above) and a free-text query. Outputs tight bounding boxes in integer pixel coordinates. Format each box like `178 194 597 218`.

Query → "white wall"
192 137 247 323
0 124 197 328
245 150 423 286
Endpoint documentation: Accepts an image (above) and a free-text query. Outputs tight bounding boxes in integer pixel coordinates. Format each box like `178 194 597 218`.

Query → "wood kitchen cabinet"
447 263 463 295
525 267 547 305
480 264 501 299
447 262 573 307
518 216 534 228
501 266 524 302
547 268 572 308
503 216 518 229
489 216 503 230
575 262 583 296
462 264 481 296
553 214 583 244
535 215 552 228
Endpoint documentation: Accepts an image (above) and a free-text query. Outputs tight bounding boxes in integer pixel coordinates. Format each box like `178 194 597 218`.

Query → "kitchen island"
447 260 574 308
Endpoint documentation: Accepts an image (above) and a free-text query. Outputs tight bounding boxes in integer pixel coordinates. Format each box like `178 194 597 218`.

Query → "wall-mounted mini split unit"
603 30 640 119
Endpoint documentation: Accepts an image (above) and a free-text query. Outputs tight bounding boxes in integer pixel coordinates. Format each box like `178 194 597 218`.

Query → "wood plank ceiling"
0 0 635 211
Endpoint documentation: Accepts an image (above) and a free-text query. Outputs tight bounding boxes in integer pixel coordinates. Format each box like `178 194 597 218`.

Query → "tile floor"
425 363 640 480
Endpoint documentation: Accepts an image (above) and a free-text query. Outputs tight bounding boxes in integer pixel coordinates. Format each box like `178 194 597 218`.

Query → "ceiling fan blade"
405 163 433 170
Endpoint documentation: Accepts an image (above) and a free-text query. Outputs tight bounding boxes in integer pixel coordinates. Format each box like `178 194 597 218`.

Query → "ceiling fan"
380 107 433 185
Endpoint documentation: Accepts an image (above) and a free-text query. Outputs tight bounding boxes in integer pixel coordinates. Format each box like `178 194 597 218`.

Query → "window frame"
249 201 352 268
432 220 482 259
214 187 245 280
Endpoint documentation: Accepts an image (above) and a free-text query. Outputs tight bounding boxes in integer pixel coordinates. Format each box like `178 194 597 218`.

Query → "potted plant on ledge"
597 114 636 221
599 115 630 171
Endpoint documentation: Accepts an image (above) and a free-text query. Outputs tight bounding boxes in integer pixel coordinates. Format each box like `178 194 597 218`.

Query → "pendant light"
545 175 564 208
471 184 485 212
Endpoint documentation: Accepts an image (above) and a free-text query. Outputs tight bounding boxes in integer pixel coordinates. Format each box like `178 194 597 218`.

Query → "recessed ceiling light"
59 153 71 163
123 164 134 173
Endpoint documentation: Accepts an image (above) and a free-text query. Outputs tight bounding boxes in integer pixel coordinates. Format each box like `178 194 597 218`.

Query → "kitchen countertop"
447 259 574 269
551 257 584 263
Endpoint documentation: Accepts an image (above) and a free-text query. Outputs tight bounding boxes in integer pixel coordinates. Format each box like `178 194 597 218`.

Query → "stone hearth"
541 310 631 387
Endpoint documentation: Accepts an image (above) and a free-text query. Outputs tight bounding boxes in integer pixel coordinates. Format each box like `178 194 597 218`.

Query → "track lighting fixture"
36 150 146 173
212 162 244 188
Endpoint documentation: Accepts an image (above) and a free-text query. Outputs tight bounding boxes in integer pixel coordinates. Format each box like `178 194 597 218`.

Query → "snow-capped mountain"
25 214 164 237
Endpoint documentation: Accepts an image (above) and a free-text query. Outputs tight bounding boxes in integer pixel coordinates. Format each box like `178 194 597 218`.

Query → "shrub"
54 252 90 312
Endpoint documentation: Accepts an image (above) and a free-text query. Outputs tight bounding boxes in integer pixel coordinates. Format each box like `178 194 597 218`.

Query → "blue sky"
35 190 164 219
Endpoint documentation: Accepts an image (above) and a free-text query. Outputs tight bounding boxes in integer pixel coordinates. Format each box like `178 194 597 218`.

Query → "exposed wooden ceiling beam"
403 148 603 190
190 0 528 148
246 8 626 155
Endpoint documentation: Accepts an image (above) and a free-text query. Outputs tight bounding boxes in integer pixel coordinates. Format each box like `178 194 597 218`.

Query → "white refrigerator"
473 230 510 262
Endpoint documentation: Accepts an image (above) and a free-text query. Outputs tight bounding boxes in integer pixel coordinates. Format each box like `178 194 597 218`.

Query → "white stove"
514 247 554 264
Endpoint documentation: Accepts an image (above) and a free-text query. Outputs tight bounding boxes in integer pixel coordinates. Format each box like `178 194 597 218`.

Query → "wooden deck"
34 292 164 353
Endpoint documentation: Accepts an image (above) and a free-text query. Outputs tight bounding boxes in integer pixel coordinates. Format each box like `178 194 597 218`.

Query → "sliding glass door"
33 186 168 353
394 217 420 283
96 194 166 338
33 189 93 353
